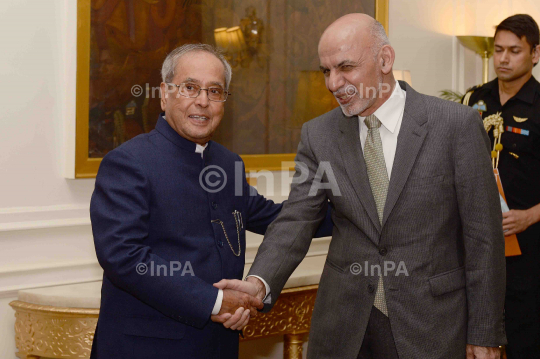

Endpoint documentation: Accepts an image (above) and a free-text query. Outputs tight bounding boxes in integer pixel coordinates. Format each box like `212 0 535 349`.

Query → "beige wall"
391 0 540 98
1 0 539 358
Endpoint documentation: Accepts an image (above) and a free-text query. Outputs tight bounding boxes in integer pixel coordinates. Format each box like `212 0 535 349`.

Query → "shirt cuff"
211 289 223 315
246 275 272 304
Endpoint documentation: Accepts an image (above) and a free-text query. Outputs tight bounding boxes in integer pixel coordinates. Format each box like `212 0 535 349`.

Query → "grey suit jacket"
248 82 506 359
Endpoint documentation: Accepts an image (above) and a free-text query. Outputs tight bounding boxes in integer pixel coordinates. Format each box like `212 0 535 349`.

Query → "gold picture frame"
75 0 389 178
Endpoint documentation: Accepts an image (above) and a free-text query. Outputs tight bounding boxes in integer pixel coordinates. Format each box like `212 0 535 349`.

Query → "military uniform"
463 76 540 358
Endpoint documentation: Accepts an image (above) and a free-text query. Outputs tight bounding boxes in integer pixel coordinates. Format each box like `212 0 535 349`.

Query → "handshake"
210 277 266 331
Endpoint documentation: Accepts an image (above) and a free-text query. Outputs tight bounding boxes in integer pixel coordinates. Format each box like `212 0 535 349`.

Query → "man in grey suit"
215 13 506 359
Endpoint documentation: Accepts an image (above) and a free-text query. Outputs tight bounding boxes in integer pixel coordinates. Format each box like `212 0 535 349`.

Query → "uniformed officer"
462 14 540 359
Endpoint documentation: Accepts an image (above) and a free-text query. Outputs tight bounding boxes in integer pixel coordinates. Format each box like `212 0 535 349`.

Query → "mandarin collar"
155 113 212 153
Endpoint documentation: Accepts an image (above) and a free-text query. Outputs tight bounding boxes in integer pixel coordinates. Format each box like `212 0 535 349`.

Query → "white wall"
1 0 540 358
390 0 456 96
0 1 100 357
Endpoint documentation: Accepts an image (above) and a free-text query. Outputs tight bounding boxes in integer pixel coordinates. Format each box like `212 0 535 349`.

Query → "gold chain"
211 211 243 257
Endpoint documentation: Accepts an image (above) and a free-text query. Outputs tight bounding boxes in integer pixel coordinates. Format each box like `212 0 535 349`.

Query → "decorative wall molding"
0 261 103 299
0 278 103 301
0 218 91 232
0 204 89 215
0 204 90 232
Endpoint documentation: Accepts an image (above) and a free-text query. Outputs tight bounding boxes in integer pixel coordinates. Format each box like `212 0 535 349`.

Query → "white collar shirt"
358 81 407 179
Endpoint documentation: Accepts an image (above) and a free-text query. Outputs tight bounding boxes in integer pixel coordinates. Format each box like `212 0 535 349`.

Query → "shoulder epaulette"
461 84 482 106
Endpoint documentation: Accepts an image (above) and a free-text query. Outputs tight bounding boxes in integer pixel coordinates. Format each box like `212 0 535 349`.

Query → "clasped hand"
210 278 266 331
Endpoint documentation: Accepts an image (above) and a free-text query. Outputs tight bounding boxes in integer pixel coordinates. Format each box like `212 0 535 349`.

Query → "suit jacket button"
379 247 388 256
212 202 218 209
219 241 224 247
368 284 375 293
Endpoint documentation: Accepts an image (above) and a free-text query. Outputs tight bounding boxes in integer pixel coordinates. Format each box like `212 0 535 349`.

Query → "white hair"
161 43 232 90
370 20 390 58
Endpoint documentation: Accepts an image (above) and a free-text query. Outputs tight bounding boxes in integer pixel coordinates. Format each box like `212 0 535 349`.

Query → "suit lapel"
382 83 428 226
338 113 382 236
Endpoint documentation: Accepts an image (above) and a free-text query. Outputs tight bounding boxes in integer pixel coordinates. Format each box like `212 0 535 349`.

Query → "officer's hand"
502 209 534 236
466 344 500 359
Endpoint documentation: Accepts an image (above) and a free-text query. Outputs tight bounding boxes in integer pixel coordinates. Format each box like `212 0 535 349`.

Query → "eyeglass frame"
165 82 232 102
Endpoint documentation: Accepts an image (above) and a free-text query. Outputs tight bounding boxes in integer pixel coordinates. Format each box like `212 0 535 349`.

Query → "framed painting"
75 0 389 178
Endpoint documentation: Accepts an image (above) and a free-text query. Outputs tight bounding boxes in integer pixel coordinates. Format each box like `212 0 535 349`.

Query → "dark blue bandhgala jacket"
89 114 332 359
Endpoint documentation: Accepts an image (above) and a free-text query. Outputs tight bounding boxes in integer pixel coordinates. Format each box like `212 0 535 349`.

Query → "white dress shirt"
359 80 406 179
195 143 207 158
247 81 407 305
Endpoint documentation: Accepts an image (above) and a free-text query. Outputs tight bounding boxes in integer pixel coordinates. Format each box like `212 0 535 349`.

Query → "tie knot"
364 115 381 129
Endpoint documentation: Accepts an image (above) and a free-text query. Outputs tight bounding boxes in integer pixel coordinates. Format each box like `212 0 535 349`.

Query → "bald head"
319 13 388 58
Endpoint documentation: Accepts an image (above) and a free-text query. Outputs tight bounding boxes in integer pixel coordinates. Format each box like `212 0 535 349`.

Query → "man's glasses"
167 82 231 102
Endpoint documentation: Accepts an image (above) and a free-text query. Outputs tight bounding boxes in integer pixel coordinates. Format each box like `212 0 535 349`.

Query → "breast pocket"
502 131 531 153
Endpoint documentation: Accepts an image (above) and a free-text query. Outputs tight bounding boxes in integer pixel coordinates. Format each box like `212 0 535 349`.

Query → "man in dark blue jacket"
90 44 331 359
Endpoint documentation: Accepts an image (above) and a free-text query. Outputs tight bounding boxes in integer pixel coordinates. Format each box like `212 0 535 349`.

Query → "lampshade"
214 27 229 51
457 36 494 84
292 71 338 128
457 36 494 57
393 70 412 86
226 26 247 53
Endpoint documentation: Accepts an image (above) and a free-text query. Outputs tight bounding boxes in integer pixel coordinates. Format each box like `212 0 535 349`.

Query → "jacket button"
212 202 218 209
368 284 375 293
379 247 388 256
219 241 224 247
